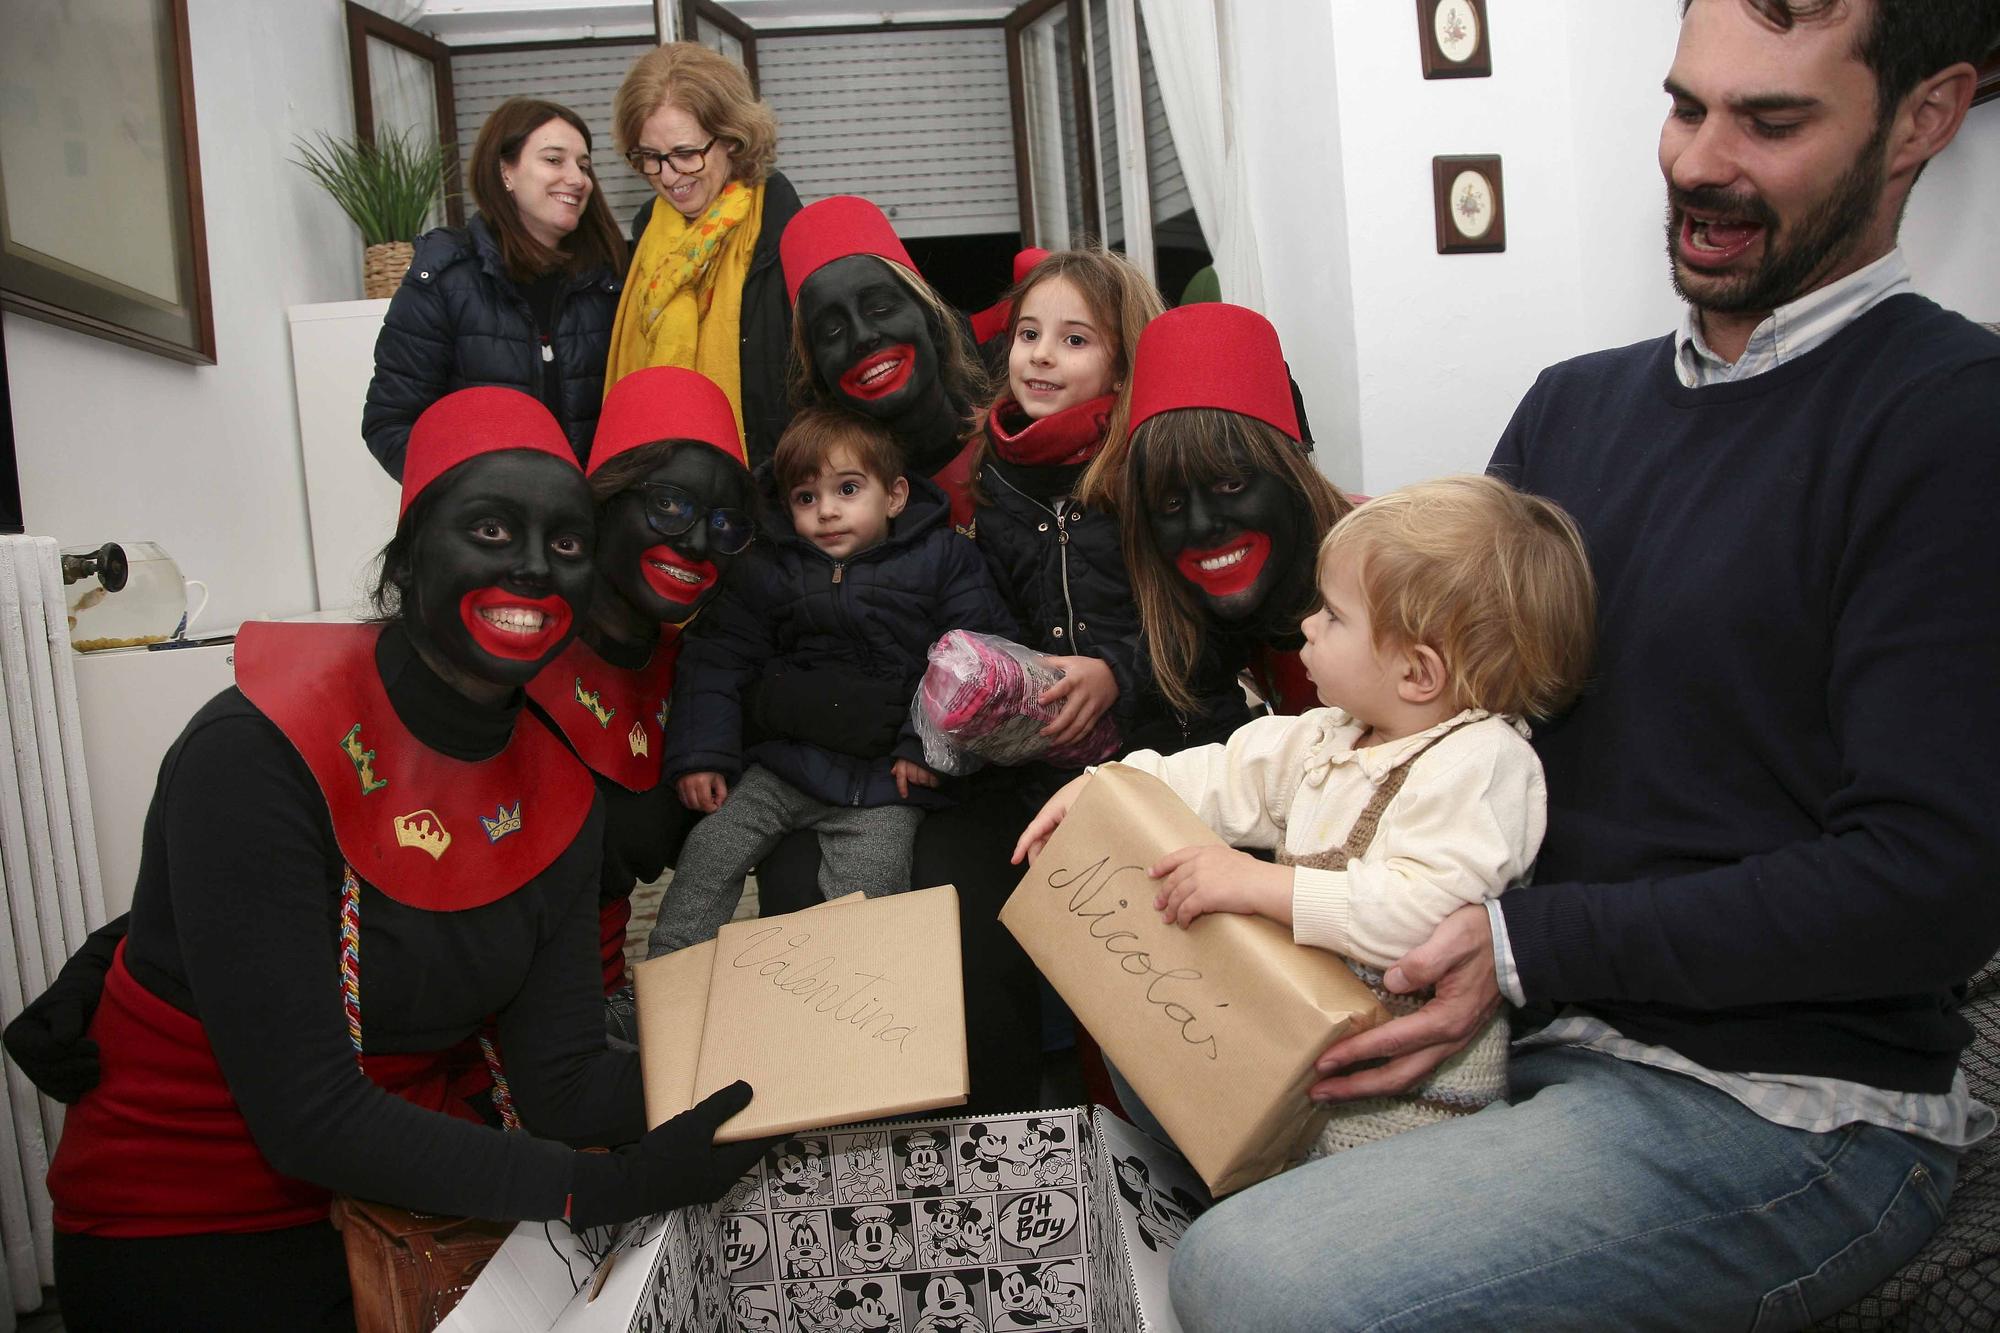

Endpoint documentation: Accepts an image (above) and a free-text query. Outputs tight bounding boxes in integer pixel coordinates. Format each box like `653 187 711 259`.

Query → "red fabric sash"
932 435 983 534
234 621 594 912
1249 645 1320 716
598 897 633 994
49 945 484 1238
986 395 1114 470
525 634 681 793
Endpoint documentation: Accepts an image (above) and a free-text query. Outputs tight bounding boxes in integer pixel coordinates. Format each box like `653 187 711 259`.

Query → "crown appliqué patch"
392 809 451 860
339 723 387 794
574 677 615 729
479 800 523 843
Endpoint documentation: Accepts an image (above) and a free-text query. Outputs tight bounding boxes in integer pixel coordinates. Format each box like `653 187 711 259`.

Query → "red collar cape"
987 395 1114 470
234 621 594 912
525 631 683 792
930 436 983 534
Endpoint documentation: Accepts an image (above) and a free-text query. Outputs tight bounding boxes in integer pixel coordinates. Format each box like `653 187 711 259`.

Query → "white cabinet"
71 640 238 917
287 299 401 615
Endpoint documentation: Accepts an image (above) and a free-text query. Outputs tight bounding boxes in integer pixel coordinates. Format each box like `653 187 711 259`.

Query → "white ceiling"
416 0 1014 46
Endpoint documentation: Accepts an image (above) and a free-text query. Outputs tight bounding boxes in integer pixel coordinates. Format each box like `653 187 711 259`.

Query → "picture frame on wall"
1433 155 1506 254
1416 0 1491 80
0 0 217 365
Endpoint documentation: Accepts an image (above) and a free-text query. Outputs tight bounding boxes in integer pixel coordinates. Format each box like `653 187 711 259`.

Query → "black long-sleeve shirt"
1488 295 2000 1092
122 626 644 1220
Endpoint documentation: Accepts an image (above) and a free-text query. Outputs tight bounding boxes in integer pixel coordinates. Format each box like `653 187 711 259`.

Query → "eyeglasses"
624 136 719 178
635 481 755 555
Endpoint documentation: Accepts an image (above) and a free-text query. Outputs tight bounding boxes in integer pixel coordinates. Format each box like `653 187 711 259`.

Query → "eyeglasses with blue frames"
635 481 755 555
624 136 720 178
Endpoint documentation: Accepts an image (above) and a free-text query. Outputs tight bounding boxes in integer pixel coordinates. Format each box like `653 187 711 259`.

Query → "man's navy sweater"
1489 294 2000 1094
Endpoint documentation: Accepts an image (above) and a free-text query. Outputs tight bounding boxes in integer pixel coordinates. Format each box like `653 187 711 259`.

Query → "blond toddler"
1016 474 1596 1153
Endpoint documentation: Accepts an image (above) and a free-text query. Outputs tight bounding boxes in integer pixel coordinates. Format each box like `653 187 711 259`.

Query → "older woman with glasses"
364 98 627 479
606 42 803 470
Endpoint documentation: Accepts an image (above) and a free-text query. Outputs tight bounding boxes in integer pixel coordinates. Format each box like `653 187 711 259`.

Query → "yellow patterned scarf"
606 180 764 438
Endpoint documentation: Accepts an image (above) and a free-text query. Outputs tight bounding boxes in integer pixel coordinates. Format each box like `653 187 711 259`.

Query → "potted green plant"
293 129 450 297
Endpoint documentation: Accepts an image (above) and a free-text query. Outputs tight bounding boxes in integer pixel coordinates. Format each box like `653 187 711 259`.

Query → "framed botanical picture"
1417 0 1491 80
1433 155 1506 254
0 0 216 364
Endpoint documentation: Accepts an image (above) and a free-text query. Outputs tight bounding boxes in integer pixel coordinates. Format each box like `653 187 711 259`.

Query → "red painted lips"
458 587 573 660
1174 532 1273 598
639 544 718 605
839 344 916 400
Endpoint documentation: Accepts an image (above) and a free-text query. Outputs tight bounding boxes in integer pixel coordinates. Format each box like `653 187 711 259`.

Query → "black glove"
748 669 908 758
4 913 128 1104
568 1080 769 1227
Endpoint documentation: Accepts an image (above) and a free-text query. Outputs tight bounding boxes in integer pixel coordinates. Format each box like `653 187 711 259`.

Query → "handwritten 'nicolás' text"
1047 856 1221 1061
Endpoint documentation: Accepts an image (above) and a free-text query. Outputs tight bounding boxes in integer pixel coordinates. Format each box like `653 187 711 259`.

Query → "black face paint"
595 444 753 627
1144 442 1309 626
405 450 595 690
797 255 941 424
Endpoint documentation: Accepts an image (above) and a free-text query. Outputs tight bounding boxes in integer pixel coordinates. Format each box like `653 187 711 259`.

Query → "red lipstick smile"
459 587 573 659
640 544 718 605
839 345 915 400
1175 532 1273 598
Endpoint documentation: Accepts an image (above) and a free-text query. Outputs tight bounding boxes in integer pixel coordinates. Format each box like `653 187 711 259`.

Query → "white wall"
5 0 360 630
1903 95 2000 323
1319 0 1677 495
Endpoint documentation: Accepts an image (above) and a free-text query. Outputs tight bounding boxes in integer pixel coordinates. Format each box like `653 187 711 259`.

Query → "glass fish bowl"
62 541 208 652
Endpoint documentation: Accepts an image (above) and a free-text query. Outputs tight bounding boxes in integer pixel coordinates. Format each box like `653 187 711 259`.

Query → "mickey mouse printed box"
447 1105 1217 1332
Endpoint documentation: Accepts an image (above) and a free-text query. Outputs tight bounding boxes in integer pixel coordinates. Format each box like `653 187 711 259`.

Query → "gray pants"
645 764 924 957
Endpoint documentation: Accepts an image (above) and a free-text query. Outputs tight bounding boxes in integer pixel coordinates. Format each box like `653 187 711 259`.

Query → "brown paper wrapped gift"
632 884 969 1142
1001 763 1390 1195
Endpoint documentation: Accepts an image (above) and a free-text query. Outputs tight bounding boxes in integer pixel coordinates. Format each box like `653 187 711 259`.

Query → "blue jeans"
1168 1044 1959 1332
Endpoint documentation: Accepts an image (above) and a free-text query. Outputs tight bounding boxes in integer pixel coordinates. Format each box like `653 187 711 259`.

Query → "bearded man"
1168 2 2000 1329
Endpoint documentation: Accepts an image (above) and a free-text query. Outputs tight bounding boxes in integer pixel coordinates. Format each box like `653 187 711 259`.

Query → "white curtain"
1021 19 1077 246
368 37 437 150
1135 0 1264 306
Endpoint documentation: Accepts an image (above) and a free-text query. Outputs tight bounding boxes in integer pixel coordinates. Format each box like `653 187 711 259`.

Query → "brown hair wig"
785 256 991 438
1121 409 1353 715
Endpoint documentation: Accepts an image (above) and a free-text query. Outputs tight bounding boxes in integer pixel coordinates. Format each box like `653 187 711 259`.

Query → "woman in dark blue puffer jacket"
362 97 627 478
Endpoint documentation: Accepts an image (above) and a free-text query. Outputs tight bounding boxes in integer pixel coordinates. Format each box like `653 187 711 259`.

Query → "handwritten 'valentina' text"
728 926 918 1052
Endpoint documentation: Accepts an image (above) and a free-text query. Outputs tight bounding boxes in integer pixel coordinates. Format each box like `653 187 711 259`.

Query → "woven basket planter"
362 241 414 298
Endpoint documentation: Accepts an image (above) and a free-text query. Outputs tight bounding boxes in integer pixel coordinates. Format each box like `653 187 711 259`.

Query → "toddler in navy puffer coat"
649 408 1018 955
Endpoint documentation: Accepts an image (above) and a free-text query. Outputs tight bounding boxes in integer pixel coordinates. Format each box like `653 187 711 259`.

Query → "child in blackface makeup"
967 248 1165 781
649 408 1017 954
1116 304 1355 736
1015 475 1596 1156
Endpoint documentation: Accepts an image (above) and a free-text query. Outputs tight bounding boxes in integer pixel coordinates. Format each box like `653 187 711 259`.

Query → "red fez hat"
1126 304 1301 442
589 367 747 475
781 195 918 305
400 387 578 517
970 248 1055 344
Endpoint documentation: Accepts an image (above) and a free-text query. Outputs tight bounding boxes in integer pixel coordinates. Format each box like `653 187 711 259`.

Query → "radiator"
0 535 109 1325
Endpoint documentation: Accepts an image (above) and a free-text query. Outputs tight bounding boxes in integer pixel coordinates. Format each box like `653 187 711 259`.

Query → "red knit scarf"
986 394 1115 469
